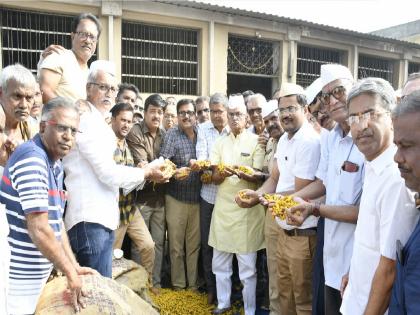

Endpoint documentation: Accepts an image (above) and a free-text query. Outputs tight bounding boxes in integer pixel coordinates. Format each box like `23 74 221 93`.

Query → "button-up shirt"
209 130 265 253
317 124 365 290
160 125 201 203
126 120 166 206
114 139 136 226
275 121 320 230
262 137 279 175
196 121 229 204
63 103 147 231
341 145 419 315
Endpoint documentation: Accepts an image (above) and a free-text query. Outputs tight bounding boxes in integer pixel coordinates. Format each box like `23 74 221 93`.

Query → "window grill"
121 21 198 95
227 35 279 76
408 62 420 75
297 45 342 87
358 54 394 83
0 8 80 75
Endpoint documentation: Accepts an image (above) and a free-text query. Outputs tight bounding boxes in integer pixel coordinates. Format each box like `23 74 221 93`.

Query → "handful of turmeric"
264 194 299 220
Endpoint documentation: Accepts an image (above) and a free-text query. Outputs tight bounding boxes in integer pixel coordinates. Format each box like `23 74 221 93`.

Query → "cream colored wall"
1 0 419 93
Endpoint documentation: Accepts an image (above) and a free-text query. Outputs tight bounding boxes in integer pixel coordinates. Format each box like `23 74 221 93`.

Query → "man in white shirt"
236 83 320 314
286 64 365 314
340 77 419 314
63 61 168 277
191 92 229 305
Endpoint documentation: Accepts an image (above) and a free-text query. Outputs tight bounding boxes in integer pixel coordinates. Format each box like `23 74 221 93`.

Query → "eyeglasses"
88 82 117 94
321 86 346 104
278 106 301 115
178 110 195 117
228 112 246 119
248 108 262 116
164 113 176 119
45 120 81 137
75 31 98 42
347 110 389 126
197 108 209 116
210 109 225 116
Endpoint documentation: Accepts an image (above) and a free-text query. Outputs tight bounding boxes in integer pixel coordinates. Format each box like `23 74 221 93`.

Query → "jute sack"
35 274 158 315
112 258 153 305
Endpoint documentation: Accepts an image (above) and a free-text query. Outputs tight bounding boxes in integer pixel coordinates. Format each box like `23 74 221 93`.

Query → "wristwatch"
311 201 321 217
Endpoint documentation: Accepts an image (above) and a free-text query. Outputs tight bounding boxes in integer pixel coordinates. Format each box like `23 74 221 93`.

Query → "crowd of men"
0 11 420 315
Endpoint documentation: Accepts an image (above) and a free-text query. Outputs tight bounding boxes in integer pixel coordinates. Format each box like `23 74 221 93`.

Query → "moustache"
398 163 411 172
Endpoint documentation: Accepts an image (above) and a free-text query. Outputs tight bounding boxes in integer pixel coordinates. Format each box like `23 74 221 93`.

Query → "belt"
283 227 317 237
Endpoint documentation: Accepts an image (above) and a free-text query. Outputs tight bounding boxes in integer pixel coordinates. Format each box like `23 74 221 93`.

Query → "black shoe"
212 307 231 314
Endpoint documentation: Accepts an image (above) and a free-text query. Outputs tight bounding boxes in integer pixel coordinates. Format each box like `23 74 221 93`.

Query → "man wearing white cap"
286 64 365 314
236 83 320 314
209 95 265 315
63 60 169 277
39 13 101 103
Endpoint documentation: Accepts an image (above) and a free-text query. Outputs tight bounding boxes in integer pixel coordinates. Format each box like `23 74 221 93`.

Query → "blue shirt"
0 134 65 314
160 125 201 203
389 203 420 315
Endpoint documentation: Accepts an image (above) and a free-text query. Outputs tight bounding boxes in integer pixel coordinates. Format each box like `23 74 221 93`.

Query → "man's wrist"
311 201 321 217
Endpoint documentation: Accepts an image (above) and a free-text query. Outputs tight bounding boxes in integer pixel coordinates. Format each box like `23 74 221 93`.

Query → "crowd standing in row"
0 12 420 315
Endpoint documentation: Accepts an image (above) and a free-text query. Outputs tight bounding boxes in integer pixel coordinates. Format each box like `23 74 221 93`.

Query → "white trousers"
212 249 257 315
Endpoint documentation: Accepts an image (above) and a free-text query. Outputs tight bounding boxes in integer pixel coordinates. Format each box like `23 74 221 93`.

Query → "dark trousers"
325 285 342 315
199 197 216 294
312 217 325 315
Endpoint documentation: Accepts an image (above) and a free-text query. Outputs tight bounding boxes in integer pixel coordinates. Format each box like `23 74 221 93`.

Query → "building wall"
1 0 420 96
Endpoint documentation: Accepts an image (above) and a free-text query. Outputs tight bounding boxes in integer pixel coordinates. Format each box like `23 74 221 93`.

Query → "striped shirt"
0 134 65 314
196 121 229 204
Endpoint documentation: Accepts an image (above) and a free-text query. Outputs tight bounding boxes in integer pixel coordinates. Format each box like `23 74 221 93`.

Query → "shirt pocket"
239 151 253 167
339 170 363 205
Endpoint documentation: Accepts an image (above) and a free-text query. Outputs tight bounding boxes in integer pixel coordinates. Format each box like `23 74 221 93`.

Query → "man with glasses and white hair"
63 61 169 277
209 95 265 315
38 13 101 103
339 78 419 315
190 92 230 305
285 65 365 314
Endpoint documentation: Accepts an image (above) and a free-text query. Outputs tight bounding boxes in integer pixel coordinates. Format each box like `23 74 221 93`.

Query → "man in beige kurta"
209 95 265 315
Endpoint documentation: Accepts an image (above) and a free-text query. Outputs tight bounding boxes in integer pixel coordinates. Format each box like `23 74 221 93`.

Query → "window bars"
0 8 77 74
227 35 278 77
297 45 342 87
121 21 198 95
358 54 394 83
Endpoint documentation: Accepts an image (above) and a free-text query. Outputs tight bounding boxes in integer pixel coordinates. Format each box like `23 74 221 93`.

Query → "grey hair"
393 90 420 118
195 96 210 105
347 77 396 111
247 93 267 108
0 64 36 93
41 96 79 121
87 68 115 84
209 93 228 110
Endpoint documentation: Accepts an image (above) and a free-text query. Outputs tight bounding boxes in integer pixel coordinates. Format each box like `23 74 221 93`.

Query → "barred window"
121 21 198 95
0 8 77 74
408 62 420 75
358 54 394 83
227 35 279 76
297 45 342 87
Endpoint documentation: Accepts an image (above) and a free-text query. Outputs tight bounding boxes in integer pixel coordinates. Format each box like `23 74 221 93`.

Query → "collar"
365 144 397 177
33 133 57 167
229 128 248 140
332 123 353 140
139 120 162 136
177 124 198 136
208 122 230 135
287 120 312 141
